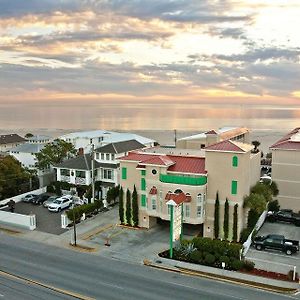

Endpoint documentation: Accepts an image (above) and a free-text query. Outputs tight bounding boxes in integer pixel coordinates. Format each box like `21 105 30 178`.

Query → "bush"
240 228 252 243
226 243 242 259
46 185 55 193
192 237 213 252
204 253 215 266
190 250 202 263
230 259 243 271
247 209 260 229
242 260 255 271
268 200 280 212
218 255 230 268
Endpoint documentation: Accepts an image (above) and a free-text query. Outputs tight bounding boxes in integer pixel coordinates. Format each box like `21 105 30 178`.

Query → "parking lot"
246 221 300 274
4 201 67 235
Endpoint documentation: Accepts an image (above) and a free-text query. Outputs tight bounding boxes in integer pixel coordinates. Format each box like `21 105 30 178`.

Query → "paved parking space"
6 202 67 235
246 222 300 274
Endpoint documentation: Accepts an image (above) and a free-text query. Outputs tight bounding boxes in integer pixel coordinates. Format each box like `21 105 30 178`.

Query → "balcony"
159 174 207 186
75 177 86 185
60 175 70 182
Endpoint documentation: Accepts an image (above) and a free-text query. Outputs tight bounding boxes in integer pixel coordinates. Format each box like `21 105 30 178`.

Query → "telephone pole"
91 143 95 203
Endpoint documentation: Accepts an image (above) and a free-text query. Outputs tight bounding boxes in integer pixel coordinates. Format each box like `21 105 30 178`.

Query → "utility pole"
91 143 95 203
72 199 77 246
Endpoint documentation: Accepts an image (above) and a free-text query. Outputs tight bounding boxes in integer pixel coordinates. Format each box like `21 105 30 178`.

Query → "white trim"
273 179 300 184
272 162 300 167
277 195 300 200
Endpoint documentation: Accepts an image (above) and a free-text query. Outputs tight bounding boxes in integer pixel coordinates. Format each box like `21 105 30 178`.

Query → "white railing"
0 211 36 230
242 210 268 256
75 177 86 185
60 175 70 182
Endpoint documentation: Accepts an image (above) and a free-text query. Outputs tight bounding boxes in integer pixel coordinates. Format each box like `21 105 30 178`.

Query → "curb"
143 260 299 294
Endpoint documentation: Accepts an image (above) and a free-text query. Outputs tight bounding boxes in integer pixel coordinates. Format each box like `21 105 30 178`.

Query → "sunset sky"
0 0 300 106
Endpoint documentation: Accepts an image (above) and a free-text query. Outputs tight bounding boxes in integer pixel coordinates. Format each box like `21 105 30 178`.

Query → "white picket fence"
242 210 268 256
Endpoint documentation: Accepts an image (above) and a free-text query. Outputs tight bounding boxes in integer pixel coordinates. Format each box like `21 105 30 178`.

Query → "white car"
48 195 72 212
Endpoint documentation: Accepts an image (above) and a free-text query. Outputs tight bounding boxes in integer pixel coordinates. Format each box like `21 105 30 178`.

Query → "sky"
0 0 300 107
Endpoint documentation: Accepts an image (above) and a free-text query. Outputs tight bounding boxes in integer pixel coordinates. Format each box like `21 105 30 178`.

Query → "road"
0 234 299 300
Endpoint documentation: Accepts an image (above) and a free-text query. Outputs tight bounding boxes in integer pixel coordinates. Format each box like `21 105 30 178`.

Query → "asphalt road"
0 234 299 300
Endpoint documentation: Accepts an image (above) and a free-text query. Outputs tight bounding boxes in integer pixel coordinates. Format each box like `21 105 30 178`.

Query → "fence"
242 210 268 256
0 210 36 230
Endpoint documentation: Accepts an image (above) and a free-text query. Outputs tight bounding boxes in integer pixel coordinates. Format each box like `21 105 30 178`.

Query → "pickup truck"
267 210 300 226
253 234 299 255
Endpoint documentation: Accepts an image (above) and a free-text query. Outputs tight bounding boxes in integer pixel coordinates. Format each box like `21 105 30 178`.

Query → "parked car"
48 195 73 212
43 196 59 208
22 194 37 203
267 210 300 226
32 194 50 205
253 234 299 255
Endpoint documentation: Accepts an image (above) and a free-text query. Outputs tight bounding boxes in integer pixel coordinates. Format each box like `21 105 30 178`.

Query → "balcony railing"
159 174 207 186
60 175 70 182
75 177 86 185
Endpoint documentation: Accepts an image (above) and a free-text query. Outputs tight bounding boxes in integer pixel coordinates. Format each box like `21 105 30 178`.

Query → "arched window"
174 189 183 194
197 193 203 204
232 156 238 167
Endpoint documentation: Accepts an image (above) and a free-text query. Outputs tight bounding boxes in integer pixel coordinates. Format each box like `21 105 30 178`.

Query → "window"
96 153 99 160
98 137 103 142
197 206 202 217
185 204 190 218
141 195 147 207
151 197 156 210
106 153 110 160
90 139 93 144
231 180 238 195
197 193 203 204
141 169 146 176
141 178 146 191
101 153 104 160
111 154 115 160
76 170 86 178
103 169 114 180
232 156 238 167
61 169 70 176
122 167 127 180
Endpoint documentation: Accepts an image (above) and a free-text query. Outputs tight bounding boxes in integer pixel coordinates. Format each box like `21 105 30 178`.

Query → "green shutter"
141 195 146 207
141 178 146 191
232 156 238 167
122 167 127 180
231 180 237 195
141 170 146 176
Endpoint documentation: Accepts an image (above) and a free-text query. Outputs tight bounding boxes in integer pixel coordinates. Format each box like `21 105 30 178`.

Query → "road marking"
98 281 124 290
0 270 94 300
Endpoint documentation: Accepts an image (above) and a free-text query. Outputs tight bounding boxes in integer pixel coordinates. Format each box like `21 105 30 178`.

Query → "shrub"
190 250 202 263
233 204 238 242
242 260 255 271
192 237 213 252
218 255 230 268
247 209 259 229
214 193 220 239
268 200 280 212
230 259 243 271
226 243 242 259
240 228 252 243
223 198 229 240
204 253 215 266
46 185 55 193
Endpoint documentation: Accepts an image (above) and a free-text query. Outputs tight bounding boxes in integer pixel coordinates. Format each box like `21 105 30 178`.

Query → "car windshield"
48 197 56 201
53 200 62 204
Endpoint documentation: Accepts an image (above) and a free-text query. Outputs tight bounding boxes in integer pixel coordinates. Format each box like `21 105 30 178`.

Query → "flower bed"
241 268 299 282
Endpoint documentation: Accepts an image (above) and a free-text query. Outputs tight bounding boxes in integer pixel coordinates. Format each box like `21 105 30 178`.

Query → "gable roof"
270 128 300 150
0 134 26 145
205 140 248 153
119 152 206 174
55 154 101 170
95 139 145 154
10 143 45 153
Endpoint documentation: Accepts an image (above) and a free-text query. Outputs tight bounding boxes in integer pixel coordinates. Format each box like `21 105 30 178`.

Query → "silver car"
43 196 58 208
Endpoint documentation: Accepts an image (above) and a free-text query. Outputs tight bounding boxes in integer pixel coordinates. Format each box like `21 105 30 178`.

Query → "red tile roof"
270 128 300 150
205 130 217 135
165 191 190 205
119 152 206 174
205 140 246 152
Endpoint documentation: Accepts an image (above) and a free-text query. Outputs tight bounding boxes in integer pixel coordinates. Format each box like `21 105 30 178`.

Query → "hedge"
66 200 103 222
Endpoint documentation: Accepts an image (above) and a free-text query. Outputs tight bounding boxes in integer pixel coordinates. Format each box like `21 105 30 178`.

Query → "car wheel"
286 249 292 255
256 245 262 250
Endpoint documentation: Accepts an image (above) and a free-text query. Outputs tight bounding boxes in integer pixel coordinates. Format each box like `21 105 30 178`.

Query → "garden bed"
241 269 299 282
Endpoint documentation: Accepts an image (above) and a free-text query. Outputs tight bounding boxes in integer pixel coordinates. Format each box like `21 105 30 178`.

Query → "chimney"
78 148 84 155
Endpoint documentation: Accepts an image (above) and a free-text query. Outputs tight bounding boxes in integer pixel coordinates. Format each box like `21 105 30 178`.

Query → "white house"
25 135 52 144
55 139 147 199
59 130 155 154
0 134 26 152
10 143 45 169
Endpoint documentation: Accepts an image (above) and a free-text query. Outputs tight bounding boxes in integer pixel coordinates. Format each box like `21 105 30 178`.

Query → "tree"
132 185 139 226
268 199 280 212
244 193 267 214
24 133 34 138
125 189 132 226
119 187 124 224
250 182 273 203
214 192 220 239
35 139 76 170
269 181 279 197
233 204 238 242
0 156 33 200
251 140 260 153
223 198 229 240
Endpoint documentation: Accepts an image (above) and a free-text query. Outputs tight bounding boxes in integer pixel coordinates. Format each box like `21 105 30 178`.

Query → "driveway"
6 202 67 235
246 222 300 274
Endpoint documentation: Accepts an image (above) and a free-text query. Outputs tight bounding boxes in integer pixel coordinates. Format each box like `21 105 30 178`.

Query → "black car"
32 194 50 205
267 210 300 226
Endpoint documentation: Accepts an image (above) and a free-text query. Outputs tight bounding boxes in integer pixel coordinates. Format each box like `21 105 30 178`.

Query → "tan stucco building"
119 139 260 241
270 128 300 211
176 127 250 150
